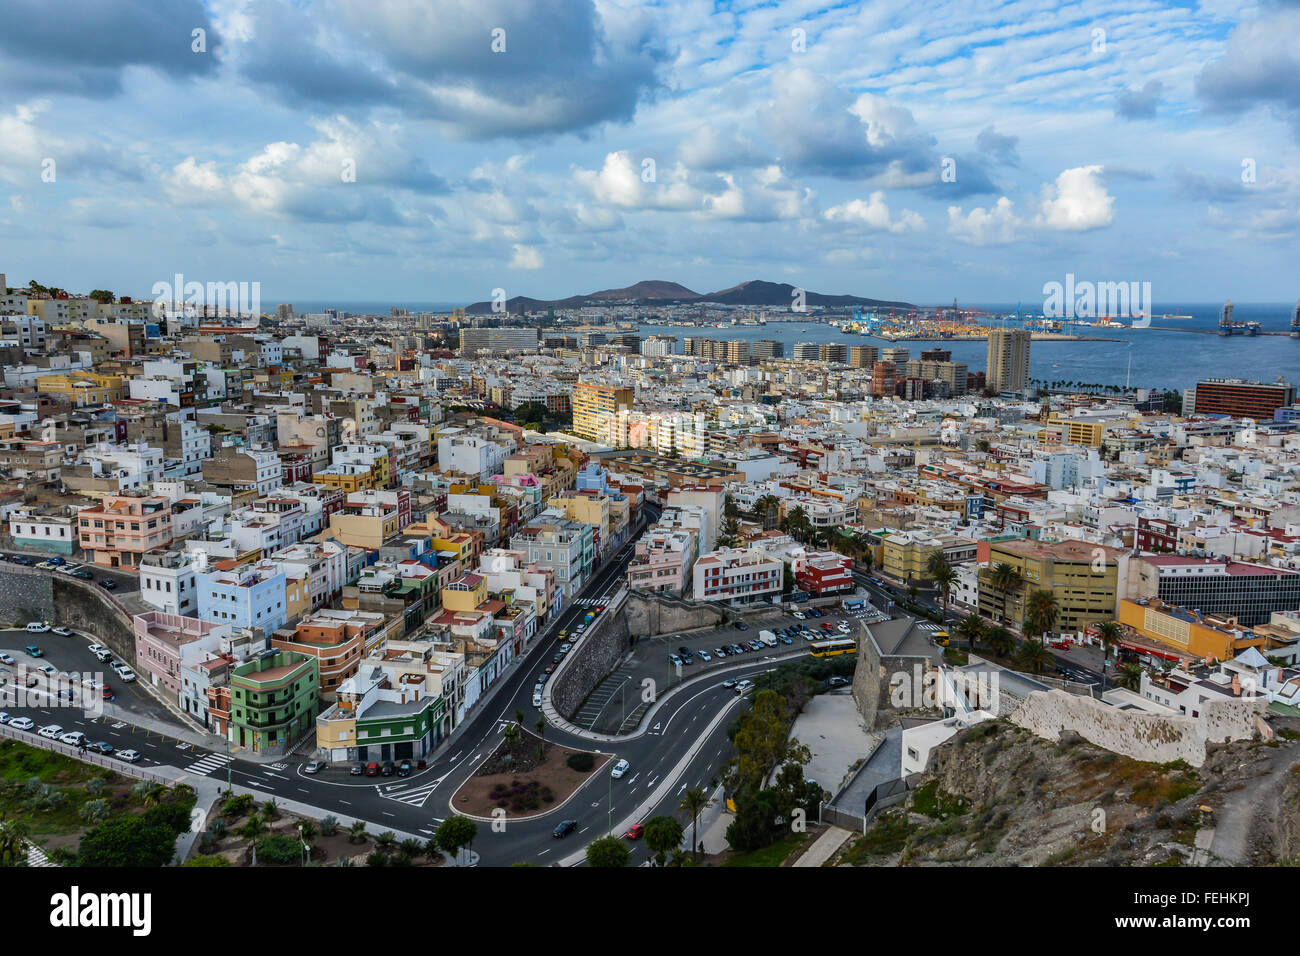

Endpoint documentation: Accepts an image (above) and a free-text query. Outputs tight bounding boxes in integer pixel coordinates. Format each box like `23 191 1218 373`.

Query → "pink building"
627 528 694 596
133 611 228 697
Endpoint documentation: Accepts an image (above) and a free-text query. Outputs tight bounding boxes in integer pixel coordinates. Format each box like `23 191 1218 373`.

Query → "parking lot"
569 598 886 734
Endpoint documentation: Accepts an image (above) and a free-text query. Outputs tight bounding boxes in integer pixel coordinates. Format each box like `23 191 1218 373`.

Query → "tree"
1016 638 1053 675
0 817 29 867
1024 589 1060 643
88 289 114 304
754 494 781 531
725 787 785 853
678 787 712 860
585 835 630 868
987 563 1024 623
1095 620 1123 668
955 613 984 653
726 690 796 792
780 505 811 543
984 625 1015 657
1116 663 1144 691
718 515 741 549
926 552 957 619
435 815 478 865
78 816 177 867
643 815 684 867
348 820 369 844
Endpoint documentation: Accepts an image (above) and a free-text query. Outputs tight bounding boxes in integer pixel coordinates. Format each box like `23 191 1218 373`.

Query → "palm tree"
955 613 984 653
348 820 369 844
984 625 1015 658
678 788 712 860
1115 663 1144 691
926 552 957 619
1016 639 1053 674
987 562 1024 624
1024 589 1060 644
781 505 811 543
503 723 519 747
1095 620 1123 667
0 817 30 866
754 494 781 530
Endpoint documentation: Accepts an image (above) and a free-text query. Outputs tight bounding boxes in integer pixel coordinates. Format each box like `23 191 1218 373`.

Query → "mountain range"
463 279 913 314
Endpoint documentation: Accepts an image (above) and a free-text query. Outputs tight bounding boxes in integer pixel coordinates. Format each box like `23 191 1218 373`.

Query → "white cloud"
947 197 1022 245
824 191 925 233
510 244 543 269
1035 165 1115 231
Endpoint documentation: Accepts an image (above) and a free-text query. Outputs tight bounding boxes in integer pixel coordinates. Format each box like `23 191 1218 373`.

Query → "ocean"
634 302 1300 392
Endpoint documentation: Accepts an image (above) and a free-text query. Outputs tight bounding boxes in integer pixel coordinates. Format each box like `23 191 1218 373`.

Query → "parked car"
610 759 630 778
38 724 63 740
544 664 556 674
87 643 105 655
0 653 13 665
25 621 49 633
828 676 851 687
380 761 395 776
51 626 72 637
8 555 32 566
115 749 141 763
722 679 737 689
777 634 793 645
558 643 571 654
88 741 115 755
552 654 563 665
532 689 543 708
553 819 577 838
397 760 413 777
728 643 745 655
624 823 644 840
793 611 806 620
98 579 116 590
748 639 764 651
668 653 683 668
116 666 137 683
71 569 94 580
735 622 749 631
536 672 549 685
0 712 8 724
697 649 712 662
304 760 325 774
59 731 86 747
713 647 727 658
350 763 365 776
93 649 112 663
8 717 34 731
837 623 852 634
365 762 380 776
47 557 65 567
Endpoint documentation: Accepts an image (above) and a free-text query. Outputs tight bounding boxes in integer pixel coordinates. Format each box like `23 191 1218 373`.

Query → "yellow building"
979 538 1121 634
1118 599 1270 662
571 383 634 442
547 491 611 552
440 573 487 613
1043 414 1121 447
326 507 404 549
36 372 124 406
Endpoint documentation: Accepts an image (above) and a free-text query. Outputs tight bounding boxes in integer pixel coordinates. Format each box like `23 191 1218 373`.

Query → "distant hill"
464 278 911 313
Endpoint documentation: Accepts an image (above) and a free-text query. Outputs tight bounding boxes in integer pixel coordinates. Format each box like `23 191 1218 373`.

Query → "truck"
759 630 778 647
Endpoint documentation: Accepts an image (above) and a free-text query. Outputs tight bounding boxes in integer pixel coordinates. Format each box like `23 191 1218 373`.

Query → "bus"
809 638 857 658
934 630 950 647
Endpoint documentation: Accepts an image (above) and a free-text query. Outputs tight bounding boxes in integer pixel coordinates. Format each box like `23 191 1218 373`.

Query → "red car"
1050 641 1071 650
365 762 380 776
624 824 644 840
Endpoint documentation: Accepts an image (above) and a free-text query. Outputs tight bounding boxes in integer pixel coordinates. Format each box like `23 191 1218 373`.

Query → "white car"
837 623 852 634
9 717 34 731
37 663 57 676
734 680 754 695
38 724 63 739
116 666 136 683
59 731 85 746
697 649 712 662
115 749 140 763
610 759 630 779
0 653 13 665
51 626 72 637
793 611 807 620
532 687 543 708
87 643 105 655
25 621 50 633
0 712 8 724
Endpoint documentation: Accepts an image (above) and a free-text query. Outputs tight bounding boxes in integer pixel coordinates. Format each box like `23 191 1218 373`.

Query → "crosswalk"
184 752 232 776
381 781 438 807
573 597 605 608
25 842 57 867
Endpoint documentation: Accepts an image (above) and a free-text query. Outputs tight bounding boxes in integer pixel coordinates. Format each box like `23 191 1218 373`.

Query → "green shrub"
255 833 301 865
566 752 595 772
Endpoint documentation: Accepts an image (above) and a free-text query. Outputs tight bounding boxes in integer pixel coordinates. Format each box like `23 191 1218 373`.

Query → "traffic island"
451 730 609 821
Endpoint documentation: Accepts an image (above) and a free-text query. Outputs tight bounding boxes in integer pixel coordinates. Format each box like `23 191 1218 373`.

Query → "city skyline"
1 0 1298 305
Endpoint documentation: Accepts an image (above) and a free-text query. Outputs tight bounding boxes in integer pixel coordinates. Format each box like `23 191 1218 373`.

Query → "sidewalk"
792 825 853 867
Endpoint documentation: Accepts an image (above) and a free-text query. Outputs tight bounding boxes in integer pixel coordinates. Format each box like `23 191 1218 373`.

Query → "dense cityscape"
4 0 1296 937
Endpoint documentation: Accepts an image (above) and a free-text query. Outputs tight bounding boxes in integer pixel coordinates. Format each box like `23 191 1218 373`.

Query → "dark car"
47 557 66 566
365 761 380 776
71 569 93 580
350 763 365 776
729 643 745 654
9 555 32 566
735 622 749 631
397 760 412 777
828 676 851 687
777 634 793 645
98 579 116 590
553 819 577 838
88 741 115 755
552 654 563 664
381 761 395 776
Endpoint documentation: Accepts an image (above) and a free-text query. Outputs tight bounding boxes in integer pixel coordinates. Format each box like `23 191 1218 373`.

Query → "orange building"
76 493 173 571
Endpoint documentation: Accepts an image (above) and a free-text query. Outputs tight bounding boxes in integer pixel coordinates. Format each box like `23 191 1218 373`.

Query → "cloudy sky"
0 0 1297 308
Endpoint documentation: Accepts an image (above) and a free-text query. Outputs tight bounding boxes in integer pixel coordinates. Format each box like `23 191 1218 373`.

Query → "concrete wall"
851 625 938 731
622 590 729 638
551 590 631 719
1010 689 1264 768
0 566 136 661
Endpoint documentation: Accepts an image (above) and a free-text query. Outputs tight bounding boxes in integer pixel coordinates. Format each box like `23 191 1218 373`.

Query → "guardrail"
0 722 175 785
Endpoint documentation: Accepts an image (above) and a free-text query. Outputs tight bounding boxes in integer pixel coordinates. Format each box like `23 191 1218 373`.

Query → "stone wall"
622 590 730 639
1010 689 1264 768
551 590 632 719
0 567 136 661
851 625 939 731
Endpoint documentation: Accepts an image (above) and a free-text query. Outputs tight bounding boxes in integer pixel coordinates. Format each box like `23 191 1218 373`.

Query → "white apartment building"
692 546 784 605
139 550 200 617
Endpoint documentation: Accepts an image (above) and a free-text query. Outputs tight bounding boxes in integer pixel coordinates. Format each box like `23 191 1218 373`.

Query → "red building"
795 552 854 595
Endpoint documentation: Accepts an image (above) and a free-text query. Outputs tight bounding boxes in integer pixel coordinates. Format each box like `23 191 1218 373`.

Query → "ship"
1291 300 1300 339
1218 299 1260 336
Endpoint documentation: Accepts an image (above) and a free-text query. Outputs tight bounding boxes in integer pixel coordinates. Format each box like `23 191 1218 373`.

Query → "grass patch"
911 780 970 819
842 811 916 862
722 831 808 867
